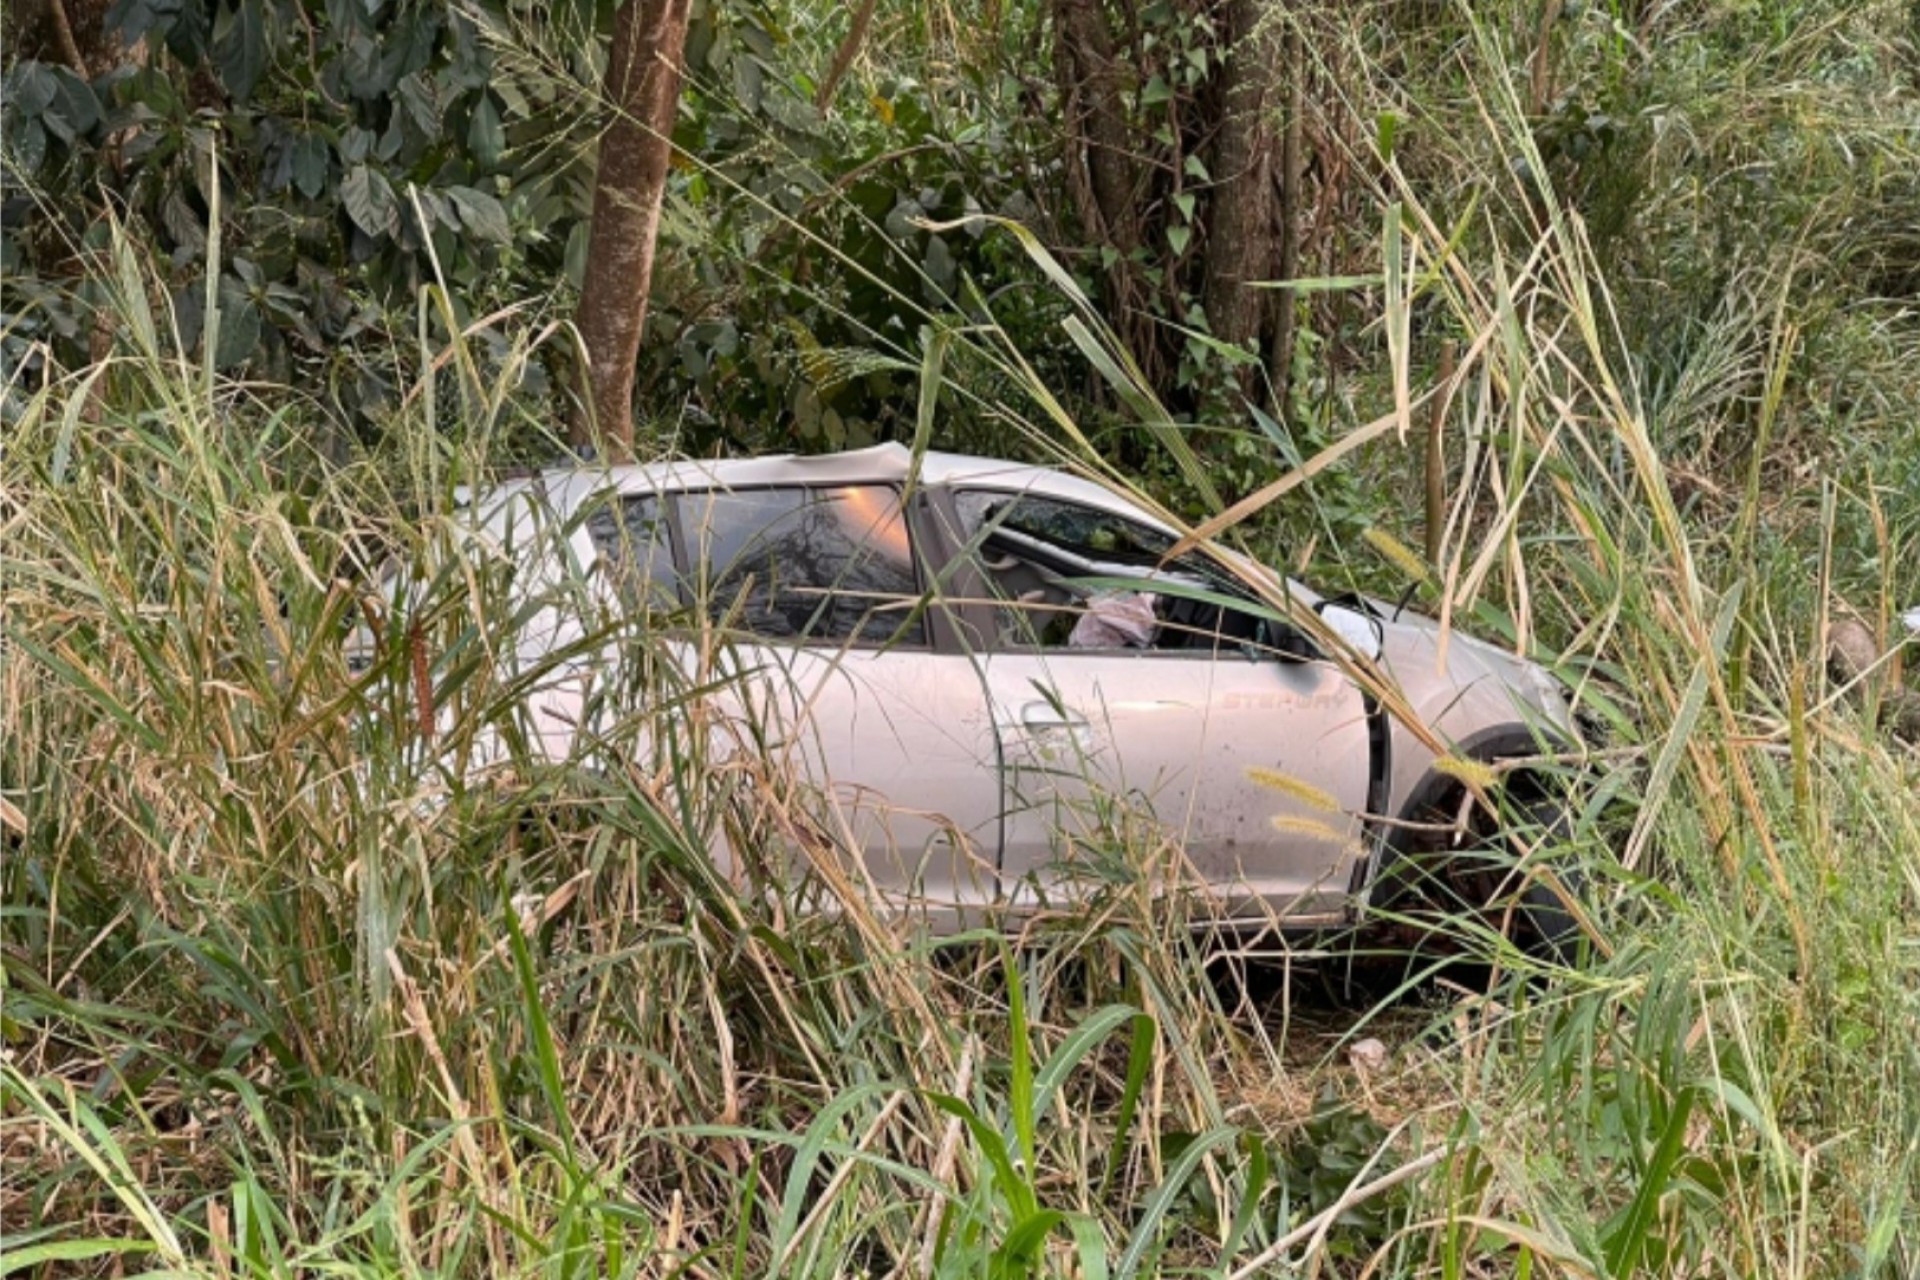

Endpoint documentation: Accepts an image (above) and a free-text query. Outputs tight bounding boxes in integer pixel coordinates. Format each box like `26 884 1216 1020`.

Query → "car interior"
955 493 1312 659
580 483 1323 660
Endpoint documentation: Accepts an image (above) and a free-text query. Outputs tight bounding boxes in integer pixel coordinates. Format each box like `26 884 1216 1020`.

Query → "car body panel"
1374 607 1577 823
982 646 1369 923
706 640 1004 912
402 443 1579 928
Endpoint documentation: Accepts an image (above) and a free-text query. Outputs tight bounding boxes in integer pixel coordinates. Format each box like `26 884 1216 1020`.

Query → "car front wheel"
1369 780 1587 976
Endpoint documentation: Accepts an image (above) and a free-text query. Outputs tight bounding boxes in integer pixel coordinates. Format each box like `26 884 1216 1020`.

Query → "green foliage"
6 1 1920 1276
645 13 1063 455
2 0 585 429
1 0 1076 452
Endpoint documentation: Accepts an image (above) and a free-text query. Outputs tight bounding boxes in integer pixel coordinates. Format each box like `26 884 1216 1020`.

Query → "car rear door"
938 488 1374 923
670 484 1003 918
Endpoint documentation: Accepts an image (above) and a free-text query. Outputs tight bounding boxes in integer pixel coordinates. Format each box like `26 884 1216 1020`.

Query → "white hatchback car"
417 442 1585 941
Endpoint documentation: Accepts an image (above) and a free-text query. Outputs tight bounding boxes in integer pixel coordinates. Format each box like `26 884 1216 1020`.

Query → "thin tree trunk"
1268 20 1305 413
1529 0 1562 114
571 0 692 461
1202 0 1276 373
9 0 123 81
46 0 90 76
1053 0 1140 254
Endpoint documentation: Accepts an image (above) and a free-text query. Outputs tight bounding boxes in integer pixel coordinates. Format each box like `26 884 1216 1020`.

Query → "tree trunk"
1268 20 1305 412
1053 0 1141 255
7 0 125 79
1202 0 1276 374
571 0 692 461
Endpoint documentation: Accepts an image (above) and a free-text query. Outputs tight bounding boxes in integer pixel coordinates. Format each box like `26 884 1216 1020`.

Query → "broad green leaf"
468 93 505 170
341 164 397 238
15 118 48 173
396 72 440 139
924 231 955 292
290 133 329 200
213 0 267 101
212 291 261 370
10 62 59 117
103 0 159 43
40 68 101 144
733 52 765 112
448 186 510 244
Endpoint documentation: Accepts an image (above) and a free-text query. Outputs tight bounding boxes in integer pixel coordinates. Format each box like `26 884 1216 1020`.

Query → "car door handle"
1019 701 1088 732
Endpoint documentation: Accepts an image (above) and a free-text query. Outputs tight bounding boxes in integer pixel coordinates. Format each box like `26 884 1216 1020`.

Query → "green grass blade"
1116 1125 1240 1280
0 1238 156 1275
1002 941 1038 1181
505 881 577 1161
1098 1014 1159 1203
1603 1087 1698 1277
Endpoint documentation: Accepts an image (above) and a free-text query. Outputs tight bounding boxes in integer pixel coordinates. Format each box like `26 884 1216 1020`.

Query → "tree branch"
815 0 880 112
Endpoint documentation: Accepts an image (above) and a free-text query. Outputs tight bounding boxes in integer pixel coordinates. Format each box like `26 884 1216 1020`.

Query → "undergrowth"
4 6 1920 1279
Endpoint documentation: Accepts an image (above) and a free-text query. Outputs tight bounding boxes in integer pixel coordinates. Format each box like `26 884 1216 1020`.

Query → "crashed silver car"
427 442 1585 942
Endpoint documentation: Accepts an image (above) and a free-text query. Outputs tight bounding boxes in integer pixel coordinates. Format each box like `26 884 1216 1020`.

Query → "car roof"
473 443 1318 607
501 442 1178 535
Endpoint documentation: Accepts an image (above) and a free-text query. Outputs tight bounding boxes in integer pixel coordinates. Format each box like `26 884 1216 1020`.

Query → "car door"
942 488 1374 923
671 484 1003 917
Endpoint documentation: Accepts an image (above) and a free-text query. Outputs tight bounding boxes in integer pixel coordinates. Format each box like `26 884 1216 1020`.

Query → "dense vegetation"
4 0 1919 1275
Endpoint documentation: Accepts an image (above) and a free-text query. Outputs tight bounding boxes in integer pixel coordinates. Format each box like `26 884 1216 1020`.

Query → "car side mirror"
1315 599 1385 662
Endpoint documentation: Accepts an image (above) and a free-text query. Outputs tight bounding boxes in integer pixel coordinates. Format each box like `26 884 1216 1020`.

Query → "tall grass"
6 8 1920 1280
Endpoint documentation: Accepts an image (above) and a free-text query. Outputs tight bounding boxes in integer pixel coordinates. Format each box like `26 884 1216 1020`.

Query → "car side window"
680 486 926 645
952 491 1265 653
586 494 680 612
955 491 1181 567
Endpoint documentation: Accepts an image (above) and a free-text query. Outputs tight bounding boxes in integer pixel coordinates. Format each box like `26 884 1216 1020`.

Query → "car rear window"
586 493 679 612
679 486 924 645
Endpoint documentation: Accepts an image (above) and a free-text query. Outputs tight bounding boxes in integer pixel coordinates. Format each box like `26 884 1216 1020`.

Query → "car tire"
1488 793 1585 965
1364 781 1586 983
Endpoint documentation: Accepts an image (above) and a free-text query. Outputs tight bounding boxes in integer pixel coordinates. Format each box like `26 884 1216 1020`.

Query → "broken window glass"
680 486 925 645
